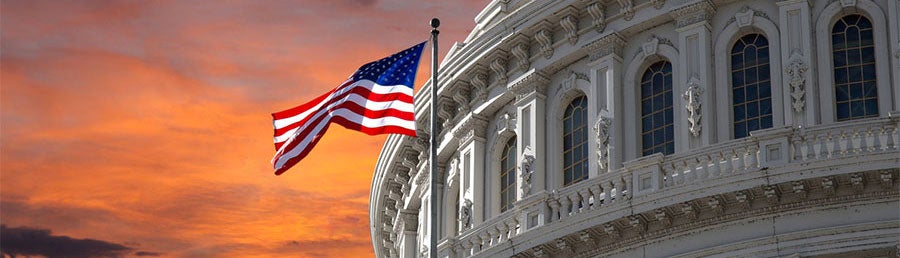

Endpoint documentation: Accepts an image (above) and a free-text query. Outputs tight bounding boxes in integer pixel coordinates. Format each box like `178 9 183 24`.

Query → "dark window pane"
847 48 861 65
747 119 759 132
665 109 673 124
747 84 758 100
733 70 744 86
653 95 663 110
861 47 875 63
836 86 849 102
662 62 672 74
864 82 877 98
744 46 757 64
864 100 878 116
734 88 745 104
747 102 759 118
759 64 770 80
665 142 674 155
758 47 769 64
862 64 876 80
833 20 846 34
860 29 873 46
642 133 652 149
761 116 773 129
850 83 863 99
759 81 771 98
850 101 864 117
641 82 652 97
732 42 745 55
847 26 860 48
734 105 746 121
735 122 747 138
835 67 849 84
849 66 862 82
760 99 772 115
653 74 663 93
746 67 758 84
858 15 871 28
732 54 743 69
833 51 847 67
653 112 664 127
837 103 850 119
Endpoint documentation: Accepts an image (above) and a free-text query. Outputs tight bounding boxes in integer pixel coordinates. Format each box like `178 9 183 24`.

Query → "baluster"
858 128 870 153
723 150 736 175
709 153 721 178
697 156 710 180
733 147 747 172
673 162 685 185
505 217 519 238
559 196 572 218
623 176 633 199
496 223 508 243
747 144 759 169
684 160 696 183
487 228 499 247
791 136 804 161
614 178 624 201
662 164 674 187
579 189 591 212
461 239 473 256
547 198 561 222
848 129 861 153
831 131 843 156
875 126 887 151
892 126 900 150
804 135 815 160
604 181 614 203
816 133 829 159
590 185 603 209
824 133 836 158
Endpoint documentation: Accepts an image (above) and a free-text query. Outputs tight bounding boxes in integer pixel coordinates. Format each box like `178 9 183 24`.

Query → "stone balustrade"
442 116 900 257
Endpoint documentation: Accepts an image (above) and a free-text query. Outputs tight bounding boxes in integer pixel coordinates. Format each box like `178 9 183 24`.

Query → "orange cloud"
1 1 485 257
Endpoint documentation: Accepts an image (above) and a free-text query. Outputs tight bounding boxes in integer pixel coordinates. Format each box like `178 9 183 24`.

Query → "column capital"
509 69 550 102
669 0 716 29
586 32 626 62
453 115 489 147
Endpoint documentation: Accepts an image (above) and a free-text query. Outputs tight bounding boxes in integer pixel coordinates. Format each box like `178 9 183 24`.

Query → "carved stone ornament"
491 56 508 85
735 6 754 27
535 28 554 59
512 42 530 71
593 115 612 170
519 145 536 198
683 76 703 137
470 72 488 104
497 112 516 135
586 3 606 32
786 51 808 113
840 0 856 8
616 0 634 21
642 37 659 57
458 198 473 229
559 13 578 45
670 0 716 28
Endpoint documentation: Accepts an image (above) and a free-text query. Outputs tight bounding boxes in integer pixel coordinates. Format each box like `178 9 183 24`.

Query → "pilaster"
671 0 716 150
586 32 625 172
777 0 816 126
453 115 489 226
510 70 550 192
890 0 900 112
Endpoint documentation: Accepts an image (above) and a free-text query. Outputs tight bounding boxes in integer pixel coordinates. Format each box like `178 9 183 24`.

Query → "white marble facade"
369 0 900 257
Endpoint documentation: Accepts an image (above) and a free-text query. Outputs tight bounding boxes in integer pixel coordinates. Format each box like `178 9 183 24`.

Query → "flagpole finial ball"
430 18 440 28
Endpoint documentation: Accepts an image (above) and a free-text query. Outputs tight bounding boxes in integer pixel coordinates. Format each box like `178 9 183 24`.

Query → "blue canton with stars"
351 41 426 89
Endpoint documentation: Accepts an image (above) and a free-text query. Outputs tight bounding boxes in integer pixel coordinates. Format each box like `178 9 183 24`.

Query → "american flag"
271 42 425 175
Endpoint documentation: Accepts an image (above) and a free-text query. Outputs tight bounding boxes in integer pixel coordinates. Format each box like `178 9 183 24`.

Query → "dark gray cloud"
134 251 164 256
0 224 131 258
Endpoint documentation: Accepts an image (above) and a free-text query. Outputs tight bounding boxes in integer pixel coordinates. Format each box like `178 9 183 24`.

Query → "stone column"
889 0 900 112
777 0 816 126
587 32 626 173
453 115 488 224
510 71 550 192
671 0 717 150
397 210 418 258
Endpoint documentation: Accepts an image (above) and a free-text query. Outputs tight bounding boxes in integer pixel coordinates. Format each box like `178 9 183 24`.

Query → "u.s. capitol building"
369 0 900 257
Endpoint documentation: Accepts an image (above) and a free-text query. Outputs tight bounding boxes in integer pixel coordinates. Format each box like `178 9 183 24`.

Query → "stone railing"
447 117 899 257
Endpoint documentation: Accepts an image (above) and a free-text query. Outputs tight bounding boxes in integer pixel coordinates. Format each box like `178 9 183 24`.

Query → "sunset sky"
0 1 485 257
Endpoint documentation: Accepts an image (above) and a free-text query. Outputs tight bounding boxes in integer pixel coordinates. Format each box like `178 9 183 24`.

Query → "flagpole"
429 18 440 258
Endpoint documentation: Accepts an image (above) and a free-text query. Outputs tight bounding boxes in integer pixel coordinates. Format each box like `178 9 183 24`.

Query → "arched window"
641 61 674 156
563 96 588 186
832 14 878 121
731 34 773 139
499 137 516 212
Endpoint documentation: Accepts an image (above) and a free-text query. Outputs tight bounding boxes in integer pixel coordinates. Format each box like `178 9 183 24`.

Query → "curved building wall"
369 0 900 257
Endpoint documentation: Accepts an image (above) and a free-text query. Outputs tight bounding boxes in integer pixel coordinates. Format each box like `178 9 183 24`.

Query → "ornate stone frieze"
557 6 579 45
655 208 671 226
615 0 634 21
629 215 646 232
508 70 550 101
707 196 724 215
586 3 606 32
603 223 620 238
669 0 716 28
734 190 752 209
786 51 808 113
511 34 531 71
579 230 595 245
879 170 894 188
586 32 625 60
850 172 864 191
821 176 836 195
681 202 698 220
555 238 573 253
593 115 612 170
764 184 780 203
520 145 536 197
534 21 554 59
793 180 808 199
683 75 703 137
